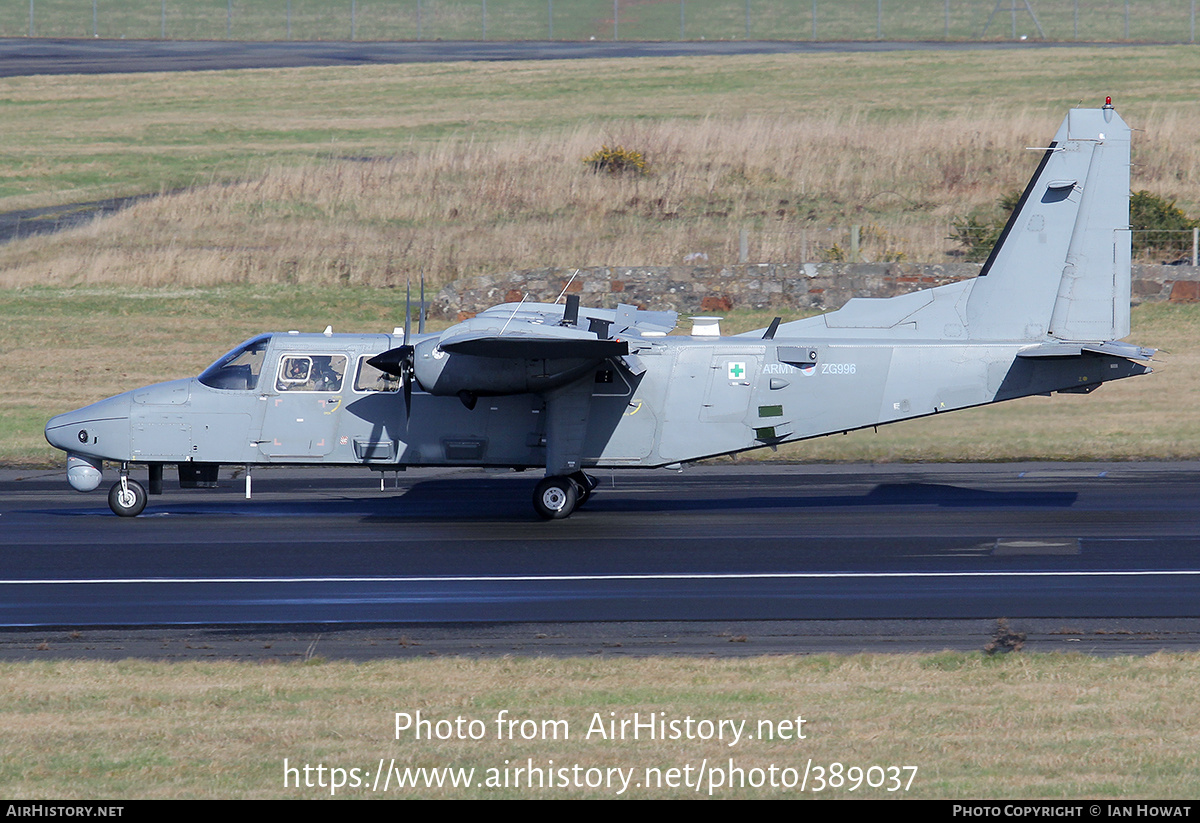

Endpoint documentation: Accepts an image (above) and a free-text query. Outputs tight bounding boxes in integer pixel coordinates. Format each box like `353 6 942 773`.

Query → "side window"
275 355 346 392
354 356 401 393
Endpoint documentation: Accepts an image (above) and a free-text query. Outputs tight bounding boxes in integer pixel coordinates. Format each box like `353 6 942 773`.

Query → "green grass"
4 0 1198 42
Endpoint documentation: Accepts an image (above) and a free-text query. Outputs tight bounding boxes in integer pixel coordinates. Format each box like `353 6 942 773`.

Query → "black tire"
533 476 578 520
108 478 147 517
568 471 599 507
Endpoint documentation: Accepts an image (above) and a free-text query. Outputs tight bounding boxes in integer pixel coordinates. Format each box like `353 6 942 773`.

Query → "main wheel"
533 476 578 520
108 478 147 517
568 471 599 507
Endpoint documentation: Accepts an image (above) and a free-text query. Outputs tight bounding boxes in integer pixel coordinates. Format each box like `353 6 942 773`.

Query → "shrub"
1130 190 1198 261
948 190 1021 262
582 144 649 177
952 189 1199 263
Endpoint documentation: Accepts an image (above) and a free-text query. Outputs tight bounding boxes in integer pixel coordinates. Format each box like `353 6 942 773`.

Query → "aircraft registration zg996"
46 101 1155 520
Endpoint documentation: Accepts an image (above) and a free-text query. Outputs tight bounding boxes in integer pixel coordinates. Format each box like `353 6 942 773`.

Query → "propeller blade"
419 269 426 335
404 274 412 347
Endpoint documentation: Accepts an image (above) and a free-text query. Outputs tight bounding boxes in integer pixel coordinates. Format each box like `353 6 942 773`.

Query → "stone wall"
436 263 1200 319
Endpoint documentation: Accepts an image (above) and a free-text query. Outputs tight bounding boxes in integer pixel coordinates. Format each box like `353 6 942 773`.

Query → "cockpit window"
275 354 346 393
198 334 271 391
354 356 401 393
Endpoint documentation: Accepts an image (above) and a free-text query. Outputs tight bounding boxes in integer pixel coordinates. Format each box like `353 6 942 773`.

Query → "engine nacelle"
412 338 596 397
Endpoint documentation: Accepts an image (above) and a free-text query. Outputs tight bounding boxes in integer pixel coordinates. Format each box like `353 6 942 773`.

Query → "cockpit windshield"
198 334 271 390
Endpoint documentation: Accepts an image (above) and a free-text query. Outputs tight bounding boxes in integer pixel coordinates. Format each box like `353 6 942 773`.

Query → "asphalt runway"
0 37 1138 77
5 462 1200 657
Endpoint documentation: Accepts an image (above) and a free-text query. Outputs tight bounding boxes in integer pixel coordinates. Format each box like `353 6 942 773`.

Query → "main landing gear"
533 471 599 520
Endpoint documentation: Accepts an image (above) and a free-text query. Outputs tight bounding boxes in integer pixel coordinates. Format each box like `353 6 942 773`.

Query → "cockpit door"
259 352 348 459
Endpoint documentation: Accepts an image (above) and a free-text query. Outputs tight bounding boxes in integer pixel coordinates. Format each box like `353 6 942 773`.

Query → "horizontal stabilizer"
1017 340 1156 360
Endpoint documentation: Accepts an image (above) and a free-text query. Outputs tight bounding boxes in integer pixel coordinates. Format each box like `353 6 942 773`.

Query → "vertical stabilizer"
965 103 1131 341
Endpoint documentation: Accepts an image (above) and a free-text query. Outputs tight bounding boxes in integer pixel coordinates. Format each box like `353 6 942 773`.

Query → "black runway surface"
0 37 1142 77
5 463 1200 657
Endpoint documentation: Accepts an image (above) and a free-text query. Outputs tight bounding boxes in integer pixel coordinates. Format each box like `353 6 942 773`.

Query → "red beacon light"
1103 96 1113 108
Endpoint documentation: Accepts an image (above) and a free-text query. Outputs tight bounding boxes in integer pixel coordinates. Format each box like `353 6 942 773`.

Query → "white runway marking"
5 569 1200 585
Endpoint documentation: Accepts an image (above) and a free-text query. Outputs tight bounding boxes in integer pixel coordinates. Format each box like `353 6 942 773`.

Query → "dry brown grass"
2 104 1197 290
4 653 1200 798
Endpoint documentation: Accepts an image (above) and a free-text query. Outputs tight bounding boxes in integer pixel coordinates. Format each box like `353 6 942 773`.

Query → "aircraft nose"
45 394 132 457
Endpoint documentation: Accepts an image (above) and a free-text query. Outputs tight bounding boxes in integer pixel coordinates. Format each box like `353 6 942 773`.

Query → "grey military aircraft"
45 101 1154 519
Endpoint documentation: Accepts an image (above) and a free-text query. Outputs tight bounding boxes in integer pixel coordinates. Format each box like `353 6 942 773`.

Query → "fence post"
739 228 749 263
850 225 861 262
1193 227 1198 267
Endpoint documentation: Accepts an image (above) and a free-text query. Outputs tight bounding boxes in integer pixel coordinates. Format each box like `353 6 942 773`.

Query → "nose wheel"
108 477 147 517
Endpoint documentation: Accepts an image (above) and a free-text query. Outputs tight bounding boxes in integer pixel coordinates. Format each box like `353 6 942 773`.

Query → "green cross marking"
729 362 745 379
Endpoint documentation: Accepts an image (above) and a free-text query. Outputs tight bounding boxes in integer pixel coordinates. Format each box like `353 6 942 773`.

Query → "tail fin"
965 103 1131 341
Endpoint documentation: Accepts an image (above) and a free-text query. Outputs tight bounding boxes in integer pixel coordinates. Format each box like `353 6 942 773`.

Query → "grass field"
4 0 1199 42
1 48 1199 289
4 653 1200 798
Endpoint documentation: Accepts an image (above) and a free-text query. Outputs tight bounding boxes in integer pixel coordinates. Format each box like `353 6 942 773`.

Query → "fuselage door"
702 349 762 422
259 352 348 459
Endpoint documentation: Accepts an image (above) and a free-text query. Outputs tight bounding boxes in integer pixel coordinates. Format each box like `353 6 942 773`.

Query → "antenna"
499 293 529 336
562 294 580 327
554 269 581 303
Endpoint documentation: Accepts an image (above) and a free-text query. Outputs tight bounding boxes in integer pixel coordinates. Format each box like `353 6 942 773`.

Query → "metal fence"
707 225 1199 266
4 1 1198 43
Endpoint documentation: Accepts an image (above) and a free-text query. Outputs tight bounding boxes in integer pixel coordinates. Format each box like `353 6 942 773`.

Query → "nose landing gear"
108 473 148 517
